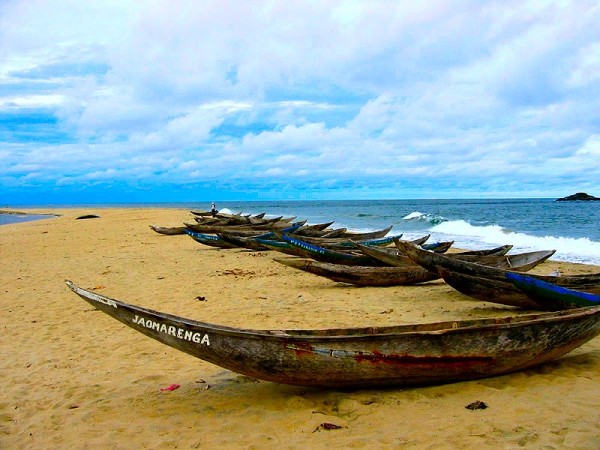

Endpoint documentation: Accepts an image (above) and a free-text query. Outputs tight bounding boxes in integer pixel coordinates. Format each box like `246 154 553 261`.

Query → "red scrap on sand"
160 384 180 391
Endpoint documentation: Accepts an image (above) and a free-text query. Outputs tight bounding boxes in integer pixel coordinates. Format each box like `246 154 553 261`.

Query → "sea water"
0 212 55 226
3 199 599 265
215 198 600 266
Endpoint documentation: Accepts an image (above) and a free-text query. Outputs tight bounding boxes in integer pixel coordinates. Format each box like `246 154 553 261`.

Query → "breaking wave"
429 220 600 265
402 211 446 225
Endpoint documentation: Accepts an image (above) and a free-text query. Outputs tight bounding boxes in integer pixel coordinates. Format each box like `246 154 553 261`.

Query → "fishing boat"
420 241 454 253
281 235 384 266
292 221 336 236
274 258 440 286
66 280 600 388
216 232 271 251
278 247 561 288
254 238 300 256
455 244 513 256
437 268 543 309
336 225 394 240
394 241 600 309
506 272 600 309
281 234 399 251
184 230 238 249
358 242 552 271
395 241 556 274
149 225 188 236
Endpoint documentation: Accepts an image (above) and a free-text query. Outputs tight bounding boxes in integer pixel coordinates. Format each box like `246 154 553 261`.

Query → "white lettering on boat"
132 315 210 346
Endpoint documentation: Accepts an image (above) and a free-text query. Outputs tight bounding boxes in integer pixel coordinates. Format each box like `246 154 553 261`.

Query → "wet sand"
1 207 599 449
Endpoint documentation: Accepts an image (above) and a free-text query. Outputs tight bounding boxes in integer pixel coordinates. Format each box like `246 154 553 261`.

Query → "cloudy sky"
1 0 600 204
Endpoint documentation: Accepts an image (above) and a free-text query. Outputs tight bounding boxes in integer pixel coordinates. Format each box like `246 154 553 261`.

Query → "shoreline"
0 209 59 216
1 208 600 448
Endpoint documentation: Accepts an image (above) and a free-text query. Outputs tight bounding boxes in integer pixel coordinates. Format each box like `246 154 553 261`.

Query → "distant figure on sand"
210 202 218 217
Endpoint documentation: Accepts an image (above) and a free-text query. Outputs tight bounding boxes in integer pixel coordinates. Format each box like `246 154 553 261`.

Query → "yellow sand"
1 208 599 449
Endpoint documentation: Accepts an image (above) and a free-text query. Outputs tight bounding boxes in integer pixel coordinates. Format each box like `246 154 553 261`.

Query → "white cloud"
1 0 600 200
0 94 65 109
576 135 600 155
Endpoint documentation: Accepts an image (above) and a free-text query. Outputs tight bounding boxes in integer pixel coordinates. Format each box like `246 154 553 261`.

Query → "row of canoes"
153 210 600 311
272 237 600 311
64 210 600 389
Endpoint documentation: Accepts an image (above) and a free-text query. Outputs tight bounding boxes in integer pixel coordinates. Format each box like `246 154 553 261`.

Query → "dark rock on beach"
556 192 600 201
76 214 101 219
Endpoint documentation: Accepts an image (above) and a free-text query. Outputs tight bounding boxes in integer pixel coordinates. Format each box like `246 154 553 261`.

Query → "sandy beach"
1 207 599 449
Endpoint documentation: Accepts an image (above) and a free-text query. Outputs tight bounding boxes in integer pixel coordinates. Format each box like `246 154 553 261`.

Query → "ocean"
2 198 600 265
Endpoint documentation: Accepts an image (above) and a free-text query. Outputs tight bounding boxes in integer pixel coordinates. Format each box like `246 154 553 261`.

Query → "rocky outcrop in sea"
556 192 600 201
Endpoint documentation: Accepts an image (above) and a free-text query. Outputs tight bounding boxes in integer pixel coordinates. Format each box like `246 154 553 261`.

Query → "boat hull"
66 281 600 388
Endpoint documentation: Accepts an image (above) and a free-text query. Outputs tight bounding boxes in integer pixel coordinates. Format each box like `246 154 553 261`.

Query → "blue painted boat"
506 272 600 309
281 235 384 265
184 230 238 249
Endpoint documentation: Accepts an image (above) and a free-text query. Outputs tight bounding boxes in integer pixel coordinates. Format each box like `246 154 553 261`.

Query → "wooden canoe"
420 241 454 253
337 225 394 240
274 258 439 286
216 232 270 251
455 244 513 256
254 238 300 256
394 240 556 274
149 225 188 236
282 247 560 288
283 234 400 251
357 242 554 272
437 266 600 310
309 227 348 238
437 268 544 309
404 242 600 309
292 221 336 236
281 235 384 266
402 234 430 246
184 230 238 249
506 272 600 309
66 280 600 388
184 221 292 234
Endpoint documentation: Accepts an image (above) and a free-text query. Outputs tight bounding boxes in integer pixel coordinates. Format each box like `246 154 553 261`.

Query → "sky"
1 0 600 204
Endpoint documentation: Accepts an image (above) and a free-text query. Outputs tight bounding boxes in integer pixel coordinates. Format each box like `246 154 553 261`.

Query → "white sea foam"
403 211 426 220
402 211 446 224
429 220 600 265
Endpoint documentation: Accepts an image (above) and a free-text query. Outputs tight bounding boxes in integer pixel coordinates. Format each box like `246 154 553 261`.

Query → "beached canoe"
395 241 556 274
292 221 336 236
216 232 271 251
66 280 600 388
393 241 600 309
282 234 400 251
313 246 555 288
149 225 188 236
280 248 561 288
437 267 600 310
274 258 440 286
184 230 238 249
506 272 600 309
254 238 300 256
357 242 553 271
455 244 513 256
420 241 454 253
281 235 384 266
337 225 394 240
437 268 543 309
184 222 286 234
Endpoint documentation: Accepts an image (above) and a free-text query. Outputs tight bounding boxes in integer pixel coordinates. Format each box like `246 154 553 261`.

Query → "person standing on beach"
210 202 218 217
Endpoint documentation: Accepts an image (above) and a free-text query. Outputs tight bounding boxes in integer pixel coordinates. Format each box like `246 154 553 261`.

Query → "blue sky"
1 0 600 204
